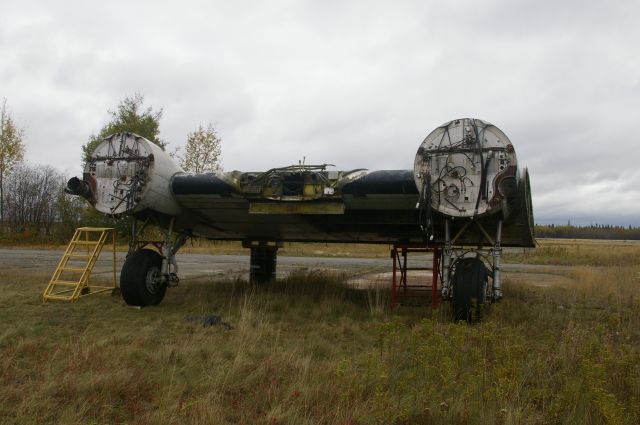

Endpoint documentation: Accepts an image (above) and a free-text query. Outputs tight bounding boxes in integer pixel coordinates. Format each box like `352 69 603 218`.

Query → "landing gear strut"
440 218 503 321
243 241 282 284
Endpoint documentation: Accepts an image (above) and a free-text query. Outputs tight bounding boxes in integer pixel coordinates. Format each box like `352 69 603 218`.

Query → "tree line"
0 94 222 243
534 224 640 240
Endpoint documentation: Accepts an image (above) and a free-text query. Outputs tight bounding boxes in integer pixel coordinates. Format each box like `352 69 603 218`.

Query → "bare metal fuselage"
66 119 535 309
70 126 534 248
168 170 534 247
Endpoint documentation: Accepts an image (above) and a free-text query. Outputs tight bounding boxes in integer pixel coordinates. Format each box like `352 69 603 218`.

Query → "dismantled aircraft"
67 118 534 319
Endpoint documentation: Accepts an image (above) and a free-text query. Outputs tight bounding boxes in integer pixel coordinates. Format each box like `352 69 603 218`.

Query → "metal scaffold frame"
391 243 441 309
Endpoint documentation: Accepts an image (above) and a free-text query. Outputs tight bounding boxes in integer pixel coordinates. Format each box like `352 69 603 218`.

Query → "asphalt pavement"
0 248 572 283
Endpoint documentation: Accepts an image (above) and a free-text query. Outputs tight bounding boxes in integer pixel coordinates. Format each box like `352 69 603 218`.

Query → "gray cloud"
2 0 639 224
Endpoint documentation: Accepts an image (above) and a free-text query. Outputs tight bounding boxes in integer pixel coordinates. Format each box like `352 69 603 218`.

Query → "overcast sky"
2 0 639 225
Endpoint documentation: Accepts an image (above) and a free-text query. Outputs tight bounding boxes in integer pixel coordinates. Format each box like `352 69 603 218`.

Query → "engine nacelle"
77 133 182 216
414 118 520 218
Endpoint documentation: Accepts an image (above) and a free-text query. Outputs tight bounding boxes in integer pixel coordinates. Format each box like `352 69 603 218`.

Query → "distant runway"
0 248 574 286
0 248 388 280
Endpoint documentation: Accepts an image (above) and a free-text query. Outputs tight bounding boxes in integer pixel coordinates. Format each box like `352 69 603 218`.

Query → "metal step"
50 280 82 286
44 294 75 301
60 267 86 272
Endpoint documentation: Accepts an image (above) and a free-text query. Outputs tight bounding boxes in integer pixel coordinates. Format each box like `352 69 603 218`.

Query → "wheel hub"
145 266 163 294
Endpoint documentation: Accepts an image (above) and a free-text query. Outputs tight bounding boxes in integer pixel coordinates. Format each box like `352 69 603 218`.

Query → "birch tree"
180 123 222 173
0 98 25 224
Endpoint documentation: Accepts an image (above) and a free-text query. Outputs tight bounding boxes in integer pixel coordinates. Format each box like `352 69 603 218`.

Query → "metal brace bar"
473 220 495 246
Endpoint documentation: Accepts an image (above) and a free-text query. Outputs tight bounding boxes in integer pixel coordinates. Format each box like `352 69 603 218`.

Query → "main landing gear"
440 218 504 322
120 216 187 307
119 215 283 306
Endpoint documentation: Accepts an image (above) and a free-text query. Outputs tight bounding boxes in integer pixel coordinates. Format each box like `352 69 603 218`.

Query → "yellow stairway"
43 227 117 302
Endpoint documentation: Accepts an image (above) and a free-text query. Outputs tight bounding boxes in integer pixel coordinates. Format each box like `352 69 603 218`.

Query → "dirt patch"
349 269 577 290
348 271 432 289
504 271 576 288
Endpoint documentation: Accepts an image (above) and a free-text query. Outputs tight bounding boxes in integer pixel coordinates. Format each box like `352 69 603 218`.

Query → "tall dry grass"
506 238 640 266
1 248 639 424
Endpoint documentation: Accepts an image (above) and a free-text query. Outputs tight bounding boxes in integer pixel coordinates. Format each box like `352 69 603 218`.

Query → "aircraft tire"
120 249 166 307
451 257 488 322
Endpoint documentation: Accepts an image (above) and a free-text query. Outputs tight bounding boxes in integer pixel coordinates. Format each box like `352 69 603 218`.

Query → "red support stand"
391 244 440 309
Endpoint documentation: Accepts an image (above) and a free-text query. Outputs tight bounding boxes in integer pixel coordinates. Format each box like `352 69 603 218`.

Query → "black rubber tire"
120 249 166 307
451 257 488 322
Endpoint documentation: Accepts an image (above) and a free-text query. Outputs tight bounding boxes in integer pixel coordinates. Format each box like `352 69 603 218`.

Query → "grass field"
1 241 639 424
4 237 640 266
